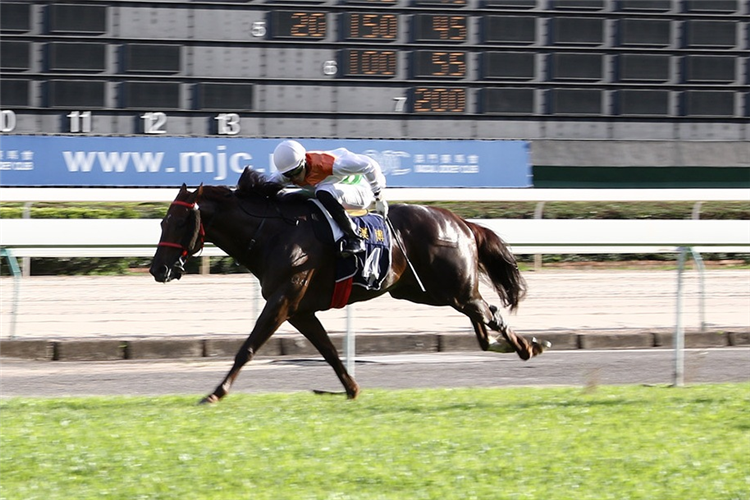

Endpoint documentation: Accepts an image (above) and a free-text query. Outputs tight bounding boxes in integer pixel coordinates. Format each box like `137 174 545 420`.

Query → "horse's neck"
201 195 281 274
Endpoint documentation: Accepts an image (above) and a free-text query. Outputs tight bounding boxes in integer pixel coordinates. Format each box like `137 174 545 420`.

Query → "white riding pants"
316 180 374 210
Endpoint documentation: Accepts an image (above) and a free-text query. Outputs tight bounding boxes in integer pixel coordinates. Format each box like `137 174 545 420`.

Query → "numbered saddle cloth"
336 213 392 291
308 200 392 309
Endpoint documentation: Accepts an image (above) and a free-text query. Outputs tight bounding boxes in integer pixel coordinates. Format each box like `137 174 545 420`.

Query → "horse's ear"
196 183 204 200
179 183 188 193
237 167 252 195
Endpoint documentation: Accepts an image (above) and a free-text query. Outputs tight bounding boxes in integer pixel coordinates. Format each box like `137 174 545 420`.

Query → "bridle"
158 199 205 272
158 192 298 275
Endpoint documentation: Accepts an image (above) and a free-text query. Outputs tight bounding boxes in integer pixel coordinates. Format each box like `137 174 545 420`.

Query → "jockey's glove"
375 197 389 218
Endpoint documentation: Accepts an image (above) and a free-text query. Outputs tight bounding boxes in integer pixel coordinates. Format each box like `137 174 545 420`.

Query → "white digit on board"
393 97 406 112
142 112 167 134
1 110 17 132
216 113 241 135
323 60 338 76
68 111 92 133
251 21 267 37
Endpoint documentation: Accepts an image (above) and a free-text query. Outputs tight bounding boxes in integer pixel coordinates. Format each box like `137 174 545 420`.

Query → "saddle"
309 200 392 309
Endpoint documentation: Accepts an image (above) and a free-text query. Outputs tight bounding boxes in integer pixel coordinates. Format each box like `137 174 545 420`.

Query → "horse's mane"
199 184 233 200
236 167 284 199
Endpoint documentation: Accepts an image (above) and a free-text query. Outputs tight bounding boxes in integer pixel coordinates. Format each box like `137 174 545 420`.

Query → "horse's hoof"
531 337 552 357
198 394 219 405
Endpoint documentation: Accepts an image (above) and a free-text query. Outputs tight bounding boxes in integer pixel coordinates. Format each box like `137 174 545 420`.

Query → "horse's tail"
466 221 527 312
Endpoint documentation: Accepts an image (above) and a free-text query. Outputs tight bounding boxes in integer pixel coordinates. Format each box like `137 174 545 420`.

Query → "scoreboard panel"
0 0 748 138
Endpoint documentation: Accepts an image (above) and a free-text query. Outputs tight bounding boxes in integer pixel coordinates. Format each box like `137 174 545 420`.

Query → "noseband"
158 200 205 269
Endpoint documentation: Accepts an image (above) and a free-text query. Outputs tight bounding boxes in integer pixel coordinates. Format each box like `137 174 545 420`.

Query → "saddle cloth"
309 200 392 309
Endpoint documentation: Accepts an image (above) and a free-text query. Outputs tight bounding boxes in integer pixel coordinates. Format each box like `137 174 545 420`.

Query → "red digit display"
270 11 327 39
412 87 467 113
343 49 397 77
413 51 467 78
344 13 398 41
413 14 468 42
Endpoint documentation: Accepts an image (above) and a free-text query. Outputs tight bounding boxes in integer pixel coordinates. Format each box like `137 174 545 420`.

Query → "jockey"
269 139 388 257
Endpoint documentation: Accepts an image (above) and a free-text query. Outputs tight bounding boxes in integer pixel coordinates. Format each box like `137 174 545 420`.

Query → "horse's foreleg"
200 305 287 405
199 335 264 404
287 313 360 399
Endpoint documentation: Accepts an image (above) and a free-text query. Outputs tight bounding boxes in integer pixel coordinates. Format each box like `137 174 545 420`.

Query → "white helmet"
273 140 306 174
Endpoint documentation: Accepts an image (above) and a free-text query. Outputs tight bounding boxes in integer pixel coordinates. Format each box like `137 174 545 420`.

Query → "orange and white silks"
296 152 335 187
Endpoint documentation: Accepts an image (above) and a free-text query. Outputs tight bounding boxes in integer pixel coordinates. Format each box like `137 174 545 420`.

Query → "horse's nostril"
149 264 170 282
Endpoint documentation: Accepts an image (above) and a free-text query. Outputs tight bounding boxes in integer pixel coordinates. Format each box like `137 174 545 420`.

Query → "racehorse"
150 167 549 404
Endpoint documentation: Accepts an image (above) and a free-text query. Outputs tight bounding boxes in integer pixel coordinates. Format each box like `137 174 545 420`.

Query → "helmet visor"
282 160 305 179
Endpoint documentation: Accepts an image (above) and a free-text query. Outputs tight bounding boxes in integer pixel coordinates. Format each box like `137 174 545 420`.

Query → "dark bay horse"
150 167 549 404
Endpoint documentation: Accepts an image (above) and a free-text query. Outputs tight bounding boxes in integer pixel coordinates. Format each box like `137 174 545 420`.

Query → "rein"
235 195 298 252
159 191 298 270
236 194 300 227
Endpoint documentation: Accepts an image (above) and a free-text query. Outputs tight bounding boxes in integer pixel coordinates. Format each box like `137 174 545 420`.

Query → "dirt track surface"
2 269 749 339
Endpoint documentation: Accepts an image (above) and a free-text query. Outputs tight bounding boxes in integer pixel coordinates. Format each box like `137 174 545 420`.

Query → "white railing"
2 217 748 259
2 188 748 259
2 187 749 203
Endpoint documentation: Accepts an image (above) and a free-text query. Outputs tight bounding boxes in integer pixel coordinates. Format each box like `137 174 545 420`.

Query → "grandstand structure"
1 0 748 187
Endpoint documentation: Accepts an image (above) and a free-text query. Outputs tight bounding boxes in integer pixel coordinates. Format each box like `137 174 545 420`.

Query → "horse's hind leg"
459 299 548 360
288 313 360 399
472 320 515 354
487 305 550 360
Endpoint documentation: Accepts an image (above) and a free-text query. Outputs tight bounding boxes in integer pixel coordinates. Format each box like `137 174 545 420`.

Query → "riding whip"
385 216 426 293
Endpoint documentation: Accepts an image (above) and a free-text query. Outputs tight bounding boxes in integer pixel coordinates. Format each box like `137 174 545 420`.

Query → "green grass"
2 385 749 500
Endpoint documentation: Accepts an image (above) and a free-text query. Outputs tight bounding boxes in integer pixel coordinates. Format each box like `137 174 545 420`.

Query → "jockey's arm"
332 149 386 197
266 171 290 186
264 171 314 200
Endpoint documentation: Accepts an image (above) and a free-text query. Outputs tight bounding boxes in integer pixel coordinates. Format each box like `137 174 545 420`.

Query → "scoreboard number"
270 11 327 39
413 51 467 78
413 14 468 42
344 13 398 41
412 87 467 113
1 110 18 132
342 49 397 77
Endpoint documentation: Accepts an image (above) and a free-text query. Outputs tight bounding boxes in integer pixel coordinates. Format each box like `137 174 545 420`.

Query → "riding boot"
316 191 366 257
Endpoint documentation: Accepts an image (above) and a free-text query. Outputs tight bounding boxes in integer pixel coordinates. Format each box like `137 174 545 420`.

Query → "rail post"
674 245 707 387
1 248 22 339
345 304 356 376
22 202 32 277
674 246 687 387
533 201 545 272
690 248 706 333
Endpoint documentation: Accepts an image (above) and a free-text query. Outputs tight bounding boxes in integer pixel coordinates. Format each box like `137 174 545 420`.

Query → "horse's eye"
176 218 187 228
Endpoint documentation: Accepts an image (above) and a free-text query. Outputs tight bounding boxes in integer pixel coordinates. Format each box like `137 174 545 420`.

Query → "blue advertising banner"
0 136 530 188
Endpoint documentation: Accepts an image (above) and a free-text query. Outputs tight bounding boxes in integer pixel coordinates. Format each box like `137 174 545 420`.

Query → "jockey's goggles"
283 161 305 179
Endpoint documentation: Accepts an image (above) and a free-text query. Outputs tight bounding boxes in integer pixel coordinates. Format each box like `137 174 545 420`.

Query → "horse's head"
149 183 205 283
